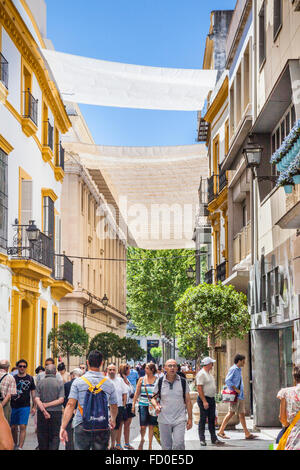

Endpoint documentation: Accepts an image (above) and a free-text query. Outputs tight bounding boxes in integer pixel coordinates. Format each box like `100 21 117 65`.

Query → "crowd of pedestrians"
0 352 299 451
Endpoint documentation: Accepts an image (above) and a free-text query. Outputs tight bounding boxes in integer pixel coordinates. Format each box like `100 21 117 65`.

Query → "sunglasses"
18 365 27 369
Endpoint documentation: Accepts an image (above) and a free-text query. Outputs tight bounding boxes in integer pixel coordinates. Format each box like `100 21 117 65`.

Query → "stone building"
0 0 73 375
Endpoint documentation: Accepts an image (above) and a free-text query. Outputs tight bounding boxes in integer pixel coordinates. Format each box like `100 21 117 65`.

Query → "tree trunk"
67 353 70 373
210 333 216 359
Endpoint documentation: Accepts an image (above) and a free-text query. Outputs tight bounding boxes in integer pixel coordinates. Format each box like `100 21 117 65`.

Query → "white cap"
201 357 216 366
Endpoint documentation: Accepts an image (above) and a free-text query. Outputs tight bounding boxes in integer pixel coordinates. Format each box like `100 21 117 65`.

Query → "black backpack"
157 376 187 404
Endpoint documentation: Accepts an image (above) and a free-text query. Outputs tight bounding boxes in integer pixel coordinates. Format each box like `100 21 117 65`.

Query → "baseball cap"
201 357 216 366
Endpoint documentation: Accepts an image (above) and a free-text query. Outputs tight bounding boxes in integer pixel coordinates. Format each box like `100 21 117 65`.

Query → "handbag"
221 377 242 403
144 379 157 417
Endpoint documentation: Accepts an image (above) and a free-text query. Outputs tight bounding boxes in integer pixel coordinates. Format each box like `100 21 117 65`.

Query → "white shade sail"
63 142 208 249
42 49 217 111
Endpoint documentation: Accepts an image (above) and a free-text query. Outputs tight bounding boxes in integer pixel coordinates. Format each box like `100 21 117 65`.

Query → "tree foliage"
150 347 162 363
176 283 250 357
88 333 146 365
177 334 208 363
127 247 196 337
48 322 89 371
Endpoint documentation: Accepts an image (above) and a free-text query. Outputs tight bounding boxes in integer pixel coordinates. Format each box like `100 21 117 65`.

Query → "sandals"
217 432 230 440
124 443 135 450
115 444 123 450
245 434 258 440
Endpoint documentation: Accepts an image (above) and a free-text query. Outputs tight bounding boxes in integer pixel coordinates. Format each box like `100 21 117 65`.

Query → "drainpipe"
83 295 93 331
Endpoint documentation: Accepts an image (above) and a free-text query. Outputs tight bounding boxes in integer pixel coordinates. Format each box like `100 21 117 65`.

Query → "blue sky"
46 1 236 146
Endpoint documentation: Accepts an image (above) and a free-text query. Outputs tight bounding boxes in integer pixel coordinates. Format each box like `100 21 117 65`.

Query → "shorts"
138 405 158 427
114 406 127 430
10 407 31 426
125 403 136 420
229 399 245 415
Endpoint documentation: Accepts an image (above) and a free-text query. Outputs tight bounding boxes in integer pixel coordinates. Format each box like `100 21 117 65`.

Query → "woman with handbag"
131 363 158 450
276 366 300 450
119 364 136 450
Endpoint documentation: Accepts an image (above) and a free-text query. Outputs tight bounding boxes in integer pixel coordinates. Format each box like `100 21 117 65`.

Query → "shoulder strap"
158 377 163 399
180 377 186 404
0 374 8 385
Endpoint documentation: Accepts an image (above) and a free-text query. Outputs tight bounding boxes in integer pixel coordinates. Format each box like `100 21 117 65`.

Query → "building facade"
0 0 73 375
59 104 128 369
248 0 300 427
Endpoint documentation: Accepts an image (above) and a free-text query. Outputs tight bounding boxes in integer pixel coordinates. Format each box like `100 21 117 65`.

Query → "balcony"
218 168 228 193
42 120 54 162
54 143 65 182
216 261 227 283
208 175 216 204
53 254 73 285
208 173 228 204
233 223 251 266
22 90 38 137
205 268 214 284
0 53 9 103
51 254 74 300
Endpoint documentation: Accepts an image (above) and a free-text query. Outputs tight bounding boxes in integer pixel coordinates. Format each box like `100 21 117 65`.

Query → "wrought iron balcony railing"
59 142 65 170
216 261 227 283
205 268 214 285
53 254 73 285
23 90 38 126
7 224 53 271
208 175 216 204
0 53 8 89
219 168 228 193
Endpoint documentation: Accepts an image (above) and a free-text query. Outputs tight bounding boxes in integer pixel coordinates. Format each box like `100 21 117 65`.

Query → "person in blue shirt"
128 367 139 390
217 354 257 441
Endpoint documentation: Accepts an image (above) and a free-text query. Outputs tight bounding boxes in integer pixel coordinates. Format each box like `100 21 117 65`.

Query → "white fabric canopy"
63 142 208 249
42 49 217 111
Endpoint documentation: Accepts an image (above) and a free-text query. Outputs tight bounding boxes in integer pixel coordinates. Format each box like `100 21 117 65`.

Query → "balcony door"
0 149 8 249
20 180 32 226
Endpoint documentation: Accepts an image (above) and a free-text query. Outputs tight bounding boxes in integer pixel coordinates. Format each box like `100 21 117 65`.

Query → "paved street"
22 415 278 451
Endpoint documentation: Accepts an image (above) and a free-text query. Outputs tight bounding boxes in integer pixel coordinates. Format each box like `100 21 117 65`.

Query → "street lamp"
186 265 195 279
26 220 40 243
102 294 109 307
242 137 263 168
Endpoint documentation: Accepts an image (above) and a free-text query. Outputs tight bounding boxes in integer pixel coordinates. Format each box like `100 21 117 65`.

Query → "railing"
205 268 214 284
53 254 73 285
208 175 216 204
7 224 53 271
216 261 227 283
23 90 38 126
48 121 54 150
233 223 251 265
219 168 228 193
59 142 65 170
0 53 9 89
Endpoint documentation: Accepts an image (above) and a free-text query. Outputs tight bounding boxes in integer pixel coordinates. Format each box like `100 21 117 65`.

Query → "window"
225 120 229 155
40 307 47 366
259 2 266 68
273 0 282 40
81 184 85 214
20 180 32 225
0 149 8 249
242 203 247 228
88 194 91 224
43 196 54 239
271 104 295 155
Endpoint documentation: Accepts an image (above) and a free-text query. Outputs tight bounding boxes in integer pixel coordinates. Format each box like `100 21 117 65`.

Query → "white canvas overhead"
63 142 208 250
42 49 217 111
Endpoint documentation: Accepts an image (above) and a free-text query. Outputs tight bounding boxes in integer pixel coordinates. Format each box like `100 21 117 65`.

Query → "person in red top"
0 403 14 450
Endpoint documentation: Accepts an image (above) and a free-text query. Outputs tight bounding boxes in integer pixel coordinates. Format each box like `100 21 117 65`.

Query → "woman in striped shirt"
131 363 158 450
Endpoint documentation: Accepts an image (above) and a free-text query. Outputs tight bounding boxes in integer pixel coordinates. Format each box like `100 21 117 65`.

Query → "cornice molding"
0 134 14 154
0 0 71 134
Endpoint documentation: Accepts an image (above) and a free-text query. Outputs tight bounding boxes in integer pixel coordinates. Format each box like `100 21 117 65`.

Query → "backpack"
78 377 109 432
157 376 187 404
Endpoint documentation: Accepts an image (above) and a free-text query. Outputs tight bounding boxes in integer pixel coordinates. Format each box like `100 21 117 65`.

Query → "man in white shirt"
196 357 224 447
107 364 128 450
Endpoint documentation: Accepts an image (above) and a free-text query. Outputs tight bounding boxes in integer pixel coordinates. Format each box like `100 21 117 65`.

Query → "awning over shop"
42 49 218 111
63 142 209 250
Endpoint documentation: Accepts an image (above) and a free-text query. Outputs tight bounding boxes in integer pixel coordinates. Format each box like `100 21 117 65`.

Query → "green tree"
127 247 195 339
48 322 89 372
119 337 146 363
88 333 120 368
176 283 250 358
177 334 208 364
150 346 162 364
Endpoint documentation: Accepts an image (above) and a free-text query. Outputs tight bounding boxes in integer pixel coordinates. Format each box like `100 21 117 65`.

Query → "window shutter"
21 180 32 225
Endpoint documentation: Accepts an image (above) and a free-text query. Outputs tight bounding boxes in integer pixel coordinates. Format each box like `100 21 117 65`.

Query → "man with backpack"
151 359 192 450
59 350 118 450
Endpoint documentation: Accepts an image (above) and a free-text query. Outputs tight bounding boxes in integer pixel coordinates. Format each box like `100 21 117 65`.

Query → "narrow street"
22 415 277 451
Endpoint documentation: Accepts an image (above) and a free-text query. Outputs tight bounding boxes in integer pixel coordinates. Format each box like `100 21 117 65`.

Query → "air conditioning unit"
293 0 300 11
